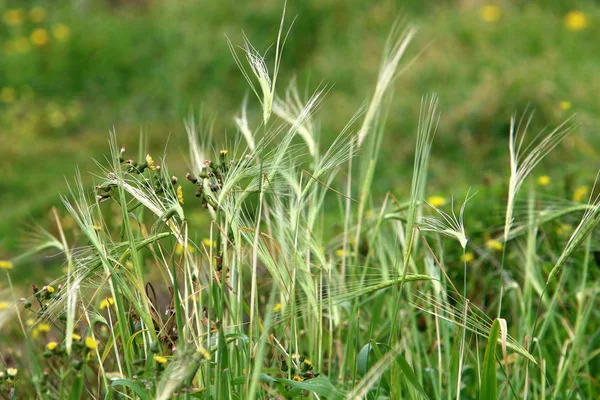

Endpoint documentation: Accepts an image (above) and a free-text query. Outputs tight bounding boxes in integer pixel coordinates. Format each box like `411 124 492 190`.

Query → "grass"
1 2 600 399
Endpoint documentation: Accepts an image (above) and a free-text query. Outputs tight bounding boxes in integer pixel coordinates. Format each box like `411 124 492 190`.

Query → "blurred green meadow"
0 0 598 258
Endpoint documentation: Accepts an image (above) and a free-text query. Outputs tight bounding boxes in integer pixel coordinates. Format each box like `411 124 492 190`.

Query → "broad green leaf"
480 319 500 400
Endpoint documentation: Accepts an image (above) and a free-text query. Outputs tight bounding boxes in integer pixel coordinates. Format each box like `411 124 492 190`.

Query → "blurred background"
1 0 598 271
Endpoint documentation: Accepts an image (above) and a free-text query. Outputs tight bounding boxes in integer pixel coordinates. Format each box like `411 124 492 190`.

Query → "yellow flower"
197 346 211 360
100 297 115 310
85 337 98 350
93 225 102 231
26 318 35 327
72 333 81 341
480 5 501 22
47 286 55 293
6 368 17 377
0 87 16 103
573 185 588 202
202 238 215 247
3 9 24 26
146 154 156 170
175 243 195 255
273 303 282 312
427 196 446 208
335 248 346 257
486 239 503 251
293 375 302 382
560 101 571 111
303 359 312 367
30 28 50 47
537 175 551 187
0 260 14 270
29 7 47 23
461 252 474 263
37 323 51 332
52 24 71 41
564 11 588 31
177 185 184 204
153 355 168 364
0 302 10 310
46 341 58 351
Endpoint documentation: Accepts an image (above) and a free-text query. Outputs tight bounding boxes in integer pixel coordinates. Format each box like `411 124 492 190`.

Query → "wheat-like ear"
504 112 576 242
420 191 475 249
357 19 416 146
547 172 600 282
226 2 293 125
234 94 255 151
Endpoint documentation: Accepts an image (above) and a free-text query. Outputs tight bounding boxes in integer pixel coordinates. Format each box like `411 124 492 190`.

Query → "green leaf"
111 378 152 400
69 374 84 400
278 376 342 399
394 352 430 399
480 319 500 400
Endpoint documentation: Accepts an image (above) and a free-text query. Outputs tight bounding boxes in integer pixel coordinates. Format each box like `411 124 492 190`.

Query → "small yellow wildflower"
573 185 588 202
37 323 51 333
3 9 24 26
85 337 98 350
146 154 156 170
72 333 81 341
293 375 302 382
427 196 446 208
202 238 215 247
564 11 588 31
47 286 55 293
0 87 16 103
0 260 14 270
0 302 10 310
486 239 503 251
461 252 474 263
29 7 47 23
197 346 211 360
93 224 102 231
273 303 282 312
6 368 17 377
100 297 115 310
480 5 501 22
52 24 71 41
177 185 184 204
303 359 312 367
153 355 168 364
30 28 49 47
559 101 571 111
175 243 195 255
537 175 551 187
46 342 58 351
26 318 35 327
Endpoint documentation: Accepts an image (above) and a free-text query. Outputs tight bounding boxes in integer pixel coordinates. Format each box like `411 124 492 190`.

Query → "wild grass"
1 11 599 400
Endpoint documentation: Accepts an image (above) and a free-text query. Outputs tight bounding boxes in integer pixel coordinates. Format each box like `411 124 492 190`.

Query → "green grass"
1 1 600 399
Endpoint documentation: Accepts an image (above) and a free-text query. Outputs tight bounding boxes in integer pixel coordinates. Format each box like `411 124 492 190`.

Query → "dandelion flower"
72 333 81 341
37 323 51 332
52 24 71 41
46 342 58 351
0 302 10 310
0 87 16 103
85 337 98 350
273 303 282 312
560 101 571 111
146 154 156 171
153 355 168 364
293 375 302 382
486 239 503 251
334 248 346 257
202 238 215 247
30 28 49 47
573 185 588 202
481 5 501 22
427 196 446 208
461 252 474 263
0 260 14 269
175 243 194 255
537 175 551 187
29 7 46 23
564 11 588 31
177 185 184 204
99 297 114 310
3 9 24 26
6 368 17 377
47 286 55 293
